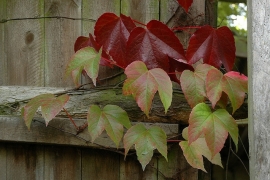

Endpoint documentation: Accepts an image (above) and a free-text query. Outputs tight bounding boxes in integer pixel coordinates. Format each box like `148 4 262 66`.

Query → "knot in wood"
25 31 34 45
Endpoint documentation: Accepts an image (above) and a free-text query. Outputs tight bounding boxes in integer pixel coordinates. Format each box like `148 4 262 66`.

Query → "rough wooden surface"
0 115 178 149
5 0 44 86
248 0 269 179
0 0 7 86
44 0 81 87
0 86 248 123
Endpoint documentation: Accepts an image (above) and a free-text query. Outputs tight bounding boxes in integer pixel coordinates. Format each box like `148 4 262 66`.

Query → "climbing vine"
21 1 248 172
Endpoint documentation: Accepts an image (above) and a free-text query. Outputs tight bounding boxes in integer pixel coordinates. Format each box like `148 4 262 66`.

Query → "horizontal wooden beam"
0 86 248 124
0 115 178 149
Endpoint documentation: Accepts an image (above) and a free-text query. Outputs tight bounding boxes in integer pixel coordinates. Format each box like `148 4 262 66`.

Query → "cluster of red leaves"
74 13 236 83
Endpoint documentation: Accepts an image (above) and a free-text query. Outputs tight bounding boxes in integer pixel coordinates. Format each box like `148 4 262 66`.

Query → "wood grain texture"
121 0 159 23
5 0 44 86
0 144 7 179
81 0 122 87
161 0 205 49
158 145 198 180
248 0 270 179
0 0 7 86
0 86 248 123
82 148 119 180
0 116 178 149
120 155 143 180
44 146 81 179
44 0 81 87
6 144 44 180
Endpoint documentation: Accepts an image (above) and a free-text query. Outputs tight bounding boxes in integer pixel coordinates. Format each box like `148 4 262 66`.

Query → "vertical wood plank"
0 0 7 86
81 0 121 86
44 146 81 180
6 144 44 180
5 0 44 86
248 0 270 179
160 0 205 49
0 143 7 179
158 145 198 180
120 155 143 180
121 0 159 23
44 0 81 87
142 157 158 180
82 148 120 180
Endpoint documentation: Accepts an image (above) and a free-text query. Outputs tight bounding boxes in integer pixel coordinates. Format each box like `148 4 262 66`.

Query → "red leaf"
126 20 188 73
94 13 136 68
177 0 194 13
74 34 112 67
186 25 235 71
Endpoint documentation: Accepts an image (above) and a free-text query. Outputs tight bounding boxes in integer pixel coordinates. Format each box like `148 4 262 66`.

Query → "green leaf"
123 61 172 117
66 47 102 86
21 94 69 129
206 68 224 108
180 137 223 172
222 72 248 113
180 64 215 108
87 105 131 147
188 103 238 157
123 124 167 170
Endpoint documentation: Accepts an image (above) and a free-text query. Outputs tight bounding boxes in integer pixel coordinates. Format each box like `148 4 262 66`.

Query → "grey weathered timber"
44 0 81 87
5 0 44 86
0 86 248 123
0 0 7 86
0 115 178 149
248 0 270 179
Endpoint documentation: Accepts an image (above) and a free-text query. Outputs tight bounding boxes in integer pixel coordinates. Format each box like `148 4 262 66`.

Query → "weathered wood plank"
143 157 158 180
81 0 122 86
0 0 7 86
158 145 198 180
248 0 270 179
82 148 119 180
44 0 81 87
0 86 248 123
121 0 159 23
6 144 44 179
0 116 178 149
5 0 44 86
120 155 143 180
0 143 6 179
44 146 81 179
161 0 205 49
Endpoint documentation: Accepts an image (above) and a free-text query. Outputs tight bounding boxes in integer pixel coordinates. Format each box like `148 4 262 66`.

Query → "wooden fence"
0 0 215 179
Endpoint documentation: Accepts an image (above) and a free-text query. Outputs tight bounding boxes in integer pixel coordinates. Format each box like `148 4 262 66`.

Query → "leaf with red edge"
94 13 136 68
123 124 167 170
206 68 224 108
66 47 102 86
180 64 215 108
180 138 223 172
74 34 112 67
123 61 172 117
177 0 193 13
186 25 235 71
126 20 189 73
21 94 69 129
222 72 248 113
87 105 131 147
188 103 238 157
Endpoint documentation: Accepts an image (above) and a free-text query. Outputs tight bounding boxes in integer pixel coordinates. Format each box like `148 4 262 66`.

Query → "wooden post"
248 0 270 179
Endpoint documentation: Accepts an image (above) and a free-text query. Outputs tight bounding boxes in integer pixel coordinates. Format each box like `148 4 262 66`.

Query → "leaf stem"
63 107 78 130
132 19 147 26
171 26 201 31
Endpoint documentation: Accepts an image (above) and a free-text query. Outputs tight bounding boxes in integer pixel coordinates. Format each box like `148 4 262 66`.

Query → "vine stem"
132 19 147 26
171 26 202 31
63 107 78 130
